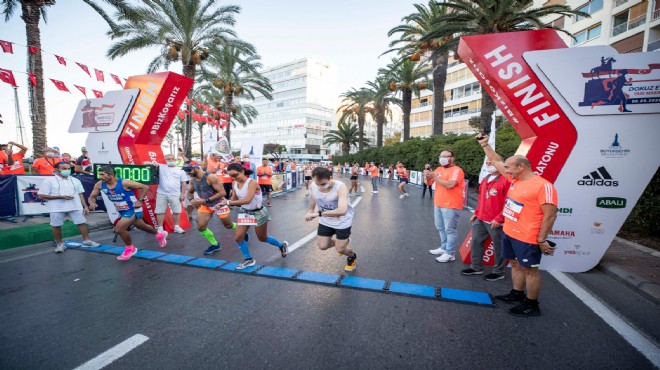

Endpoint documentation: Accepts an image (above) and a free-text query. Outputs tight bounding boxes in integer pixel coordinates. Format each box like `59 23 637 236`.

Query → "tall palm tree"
381 57 430 141
421 0 588 133
337 87 373 151
365 76 400 148
200 45 272 147
87 0 251 157
324 122 366 156
387 0 451 136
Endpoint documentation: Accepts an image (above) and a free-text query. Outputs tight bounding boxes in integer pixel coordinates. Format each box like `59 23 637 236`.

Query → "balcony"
614 0 629 7
654 5 660 21
443 107 481 119
649 38 660 51
612 14 647 36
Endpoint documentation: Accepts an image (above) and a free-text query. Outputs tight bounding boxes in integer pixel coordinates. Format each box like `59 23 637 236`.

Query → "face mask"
486 165 498 174
166 161 175 167
45 152 54 158
59 170 71 177
439 157 450 166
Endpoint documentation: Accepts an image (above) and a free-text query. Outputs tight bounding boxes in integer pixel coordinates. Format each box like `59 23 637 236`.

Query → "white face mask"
45 152 54 158
439 157 450 166
486 165 498 174
166 161 176 167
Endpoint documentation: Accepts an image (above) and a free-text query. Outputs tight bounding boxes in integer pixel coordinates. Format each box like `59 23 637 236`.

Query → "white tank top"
311 181 354 229
233 178 262 210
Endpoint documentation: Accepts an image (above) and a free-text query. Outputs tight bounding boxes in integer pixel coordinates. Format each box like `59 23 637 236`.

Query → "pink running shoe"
156 231 168 248
117 246 138 261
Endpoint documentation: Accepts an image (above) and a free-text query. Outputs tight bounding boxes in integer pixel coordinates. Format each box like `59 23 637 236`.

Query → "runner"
88 165 168 261
304 167 357 271
349 163 359 197
369 161 379 194
183 163 235 255
224 163 288 270
397 163 410 199
304 163 313 196
257 158 274 206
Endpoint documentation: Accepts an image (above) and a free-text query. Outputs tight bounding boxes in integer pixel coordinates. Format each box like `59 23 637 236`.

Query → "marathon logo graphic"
579 58 660 113
577 166 619 187
596 197 627 209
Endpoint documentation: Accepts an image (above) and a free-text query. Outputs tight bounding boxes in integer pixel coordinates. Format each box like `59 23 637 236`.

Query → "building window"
572 23 601 45
575 0 604 22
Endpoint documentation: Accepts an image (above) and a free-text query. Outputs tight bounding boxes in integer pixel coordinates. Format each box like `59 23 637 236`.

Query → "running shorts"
260 184 273 194
399 178 409 184
304 176 312 181
119 208 143 219
350 176 358 180
502 232 542 268
241 206 270 227
198 204 231 219
317 223 351 240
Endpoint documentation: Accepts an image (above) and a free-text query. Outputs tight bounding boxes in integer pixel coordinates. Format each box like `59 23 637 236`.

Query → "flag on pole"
55 55 67 66
29 73 37 86
0 68 17 86
76 62 91 77
28 45 39 54
110 74 122 86
478 112 498 183
92 89 104 98
74 85 87 97
50 79 70 92
94 69 104 82
0 40 13 54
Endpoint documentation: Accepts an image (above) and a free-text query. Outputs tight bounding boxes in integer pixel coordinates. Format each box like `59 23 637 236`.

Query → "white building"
231 58 338 161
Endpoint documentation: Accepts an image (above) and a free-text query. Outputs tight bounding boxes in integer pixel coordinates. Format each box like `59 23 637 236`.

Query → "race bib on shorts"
213 204 231 217
114 201 130 211
237 212 257 226
503 198 523 222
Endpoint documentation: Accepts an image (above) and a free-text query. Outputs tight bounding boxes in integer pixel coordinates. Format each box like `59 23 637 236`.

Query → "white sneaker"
399 195 405 199
305 192 309 196
55 244 66 253
404 193 410 197
436 254 456 263
373 191 378 194
429 247 446 255
82 240 100 248
174 225 185 234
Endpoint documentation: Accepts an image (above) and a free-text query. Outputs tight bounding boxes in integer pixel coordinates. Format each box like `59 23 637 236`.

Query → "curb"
596 261 660 306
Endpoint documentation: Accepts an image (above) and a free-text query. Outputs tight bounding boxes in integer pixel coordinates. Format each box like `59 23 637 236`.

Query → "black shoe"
280 241 288 258
203 244 221 255
509 302 541 317
461 268 484 276
494 290 525 304
484 273 505 281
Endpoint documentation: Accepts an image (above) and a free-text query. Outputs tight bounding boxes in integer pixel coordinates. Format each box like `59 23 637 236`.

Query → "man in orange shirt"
478 135 558 317
205 153 220 173
32 147 61 175
257 158 274 207
217 160 234 198
369 161 379 194
427 150 465 263
0 143 15 173
1 141 28 174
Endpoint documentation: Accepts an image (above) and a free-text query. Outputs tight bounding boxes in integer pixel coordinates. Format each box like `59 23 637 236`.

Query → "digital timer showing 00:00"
93 164 159 185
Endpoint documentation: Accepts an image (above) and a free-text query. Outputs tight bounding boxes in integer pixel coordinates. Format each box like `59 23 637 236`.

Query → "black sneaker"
493 290 525 304
280 241 288 258
461 268 484 276
509 302 541 317
484 273 505 281
203 244 221 255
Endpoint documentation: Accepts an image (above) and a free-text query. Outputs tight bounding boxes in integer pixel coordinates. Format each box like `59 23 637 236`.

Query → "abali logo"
596 197 627 209
577 166 619 187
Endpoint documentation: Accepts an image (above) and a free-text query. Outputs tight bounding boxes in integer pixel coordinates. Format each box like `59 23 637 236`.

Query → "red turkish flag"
28 45 39 54
29 73 37 87
0 68 17 86
184 97 191 106
50 79 70 92
76 62 91 77
55 55 66 66
110 74 122 86
74 85 87 97
92 89 103 98
94 69 104 82
0 40 13 54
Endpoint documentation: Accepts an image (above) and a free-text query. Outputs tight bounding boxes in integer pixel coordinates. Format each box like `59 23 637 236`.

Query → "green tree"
421 0 587 133
384 131 401 147
324 122 366 156
337 88 373 152
366 76 400 148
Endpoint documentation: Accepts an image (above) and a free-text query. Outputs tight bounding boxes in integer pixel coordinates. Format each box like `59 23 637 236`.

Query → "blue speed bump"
156 254 195 264
296 271 341 286
134 250 167 260
221 261 261 273
256 266 298 279
340 276 386 291
82 244 114 252
104 247 126 255
186 258 227 269
63 241 82 249
388 282 436 298
440 287 493 306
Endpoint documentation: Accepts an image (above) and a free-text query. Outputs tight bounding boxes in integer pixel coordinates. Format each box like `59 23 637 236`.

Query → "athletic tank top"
311 181 354 229
304 167 312 176
233 178 261 210
101 178 136 212
193 172 220 207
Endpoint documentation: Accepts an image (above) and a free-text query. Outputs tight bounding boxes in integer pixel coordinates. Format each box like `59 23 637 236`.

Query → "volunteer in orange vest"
32 147 61 175
1 142 27 174
478 135 558 317
427 150 465 263
369 161 379 194
257 158 274 207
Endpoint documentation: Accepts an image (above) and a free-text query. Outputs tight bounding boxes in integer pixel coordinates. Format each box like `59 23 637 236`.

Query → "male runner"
88 165 168 260
257 158 274 206
303 163 313 196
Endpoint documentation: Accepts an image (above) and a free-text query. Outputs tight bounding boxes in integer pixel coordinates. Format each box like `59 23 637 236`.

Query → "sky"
1 0 418 157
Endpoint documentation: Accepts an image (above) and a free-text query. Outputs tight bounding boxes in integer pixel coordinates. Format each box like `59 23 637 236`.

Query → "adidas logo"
577 166 619 187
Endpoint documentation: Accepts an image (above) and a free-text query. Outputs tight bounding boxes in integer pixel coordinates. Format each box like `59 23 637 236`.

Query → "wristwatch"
205 198 211 204
318 210 323 217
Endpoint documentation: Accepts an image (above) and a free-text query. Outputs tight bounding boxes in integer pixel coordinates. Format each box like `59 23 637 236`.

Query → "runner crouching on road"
224 163 288 270
88 165 167 261
305 167 357 271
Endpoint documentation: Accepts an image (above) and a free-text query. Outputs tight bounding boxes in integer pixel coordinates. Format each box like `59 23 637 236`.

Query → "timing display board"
94 164 159 185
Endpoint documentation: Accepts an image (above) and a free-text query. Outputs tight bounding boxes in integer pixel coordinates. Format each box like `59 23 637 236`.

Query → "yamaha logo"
577 166 619 187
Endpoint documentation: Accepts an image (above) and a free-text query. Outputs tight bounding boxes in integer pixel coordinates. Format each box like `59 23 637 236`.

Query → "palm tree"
337 88 373 151
381 57 430 141
365 76 400 148
421 0 588 133
387 0 451 136
200 45 272 147
324 122 365 156
87 0 250 157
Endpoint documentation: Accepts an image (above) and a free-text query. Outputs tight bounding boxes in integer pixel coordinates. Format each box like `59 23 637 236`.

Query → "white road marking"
74 334 149 370
550 271 660 368
360 185 365 193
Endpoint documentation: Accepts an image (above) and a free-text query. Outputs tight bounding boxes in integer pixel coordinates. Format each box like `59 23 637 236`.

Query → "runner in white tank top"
304 164 313 196
225 163 288 270
305 166 358 271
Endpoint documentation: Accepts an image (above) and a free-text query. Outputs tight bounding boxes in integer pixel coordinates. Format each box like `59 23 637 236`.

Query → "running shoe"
55 244 66 253
461 268 483 275
399 195 405 199
174 225 185 234
509 302 541 317
429 247 446 255
280 241 289 258
236 258 256 270
404 193 409 197
305 192 309 196
204 244 221 255
82 240 100 248
156 231 168 248
484 273 505 281
436 254 455 263
344 253 357 271
117 246 138 261
373 191 378 194
493 290 525 304
267 202 272 207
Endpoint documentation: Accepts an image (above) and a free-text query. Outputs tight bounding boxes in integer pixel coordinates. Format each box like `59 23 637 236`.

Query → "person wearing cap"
32 147 61 175
76 147 93 175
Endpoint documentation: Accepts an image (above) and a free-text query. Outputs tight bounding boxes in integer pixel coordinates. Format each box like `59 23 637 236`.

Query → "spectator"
155 153 187 234
37 161 99 253
174 148 187 167
32 147 61 175
242 154 257 180
206 153 221 173
421 164 433 198
0 142 15 172
75 146 93 175
61 153 76 169
1 141 26 174
285 161 292 173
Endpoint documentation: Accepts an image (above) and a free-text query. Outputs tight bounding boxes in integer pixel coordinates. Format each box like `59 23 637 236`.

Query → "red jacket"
475 174 509 224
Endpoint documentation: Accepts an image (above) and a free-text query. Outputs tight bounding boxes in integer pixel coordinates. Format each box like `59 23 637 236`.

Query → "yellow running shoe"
344 253 357 271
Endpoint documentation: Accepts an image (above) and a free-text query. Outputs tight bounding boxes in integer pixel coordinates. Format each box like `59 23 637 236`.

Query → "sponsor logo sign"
557 207 573 216
69 89 139 133
550 229 576 239
596 197 627 209
577 166 619 187
601 133 630 158
591 221 606 235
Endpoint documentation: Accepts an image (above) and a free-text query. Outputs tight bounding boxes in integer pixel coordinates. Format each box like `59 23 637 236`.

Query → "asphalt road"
1 176 657 369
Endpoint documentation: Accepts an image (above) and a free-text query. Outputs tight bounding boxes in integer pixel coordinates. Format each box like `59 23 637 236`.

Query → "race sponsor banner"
69 89 139 133
458 30 660 272
458 234 495 266
286 173 293 190
0 175 17 217
291 171 297 188
240 136 265 172
409 170 418 185
15 175 105 216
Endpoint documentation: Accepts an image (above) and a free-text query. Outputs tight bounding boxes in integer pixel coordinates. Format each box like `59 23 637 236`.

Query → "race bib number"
237 212 257 226
213 204 231 217
260 175 269 180
114 201 130 211
503 198 523 222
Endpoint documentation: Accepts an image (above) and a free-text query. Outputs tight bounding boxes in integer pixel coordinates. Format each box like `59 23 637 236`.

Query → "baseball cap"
81 146 87 151
182 161 198 173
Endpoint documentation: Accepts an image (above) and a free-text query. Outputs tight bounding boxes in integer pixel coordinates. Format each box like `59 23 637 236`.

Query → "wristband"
538 240 547 244
318 210 322 217
481 144 488 147
205 198 211 204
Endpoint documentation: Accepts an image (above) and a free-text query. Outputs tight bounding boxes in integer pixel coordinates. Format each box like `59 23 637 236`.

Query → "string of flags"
0 67 105 97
